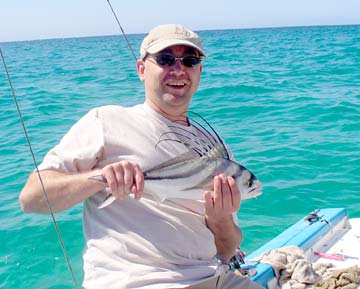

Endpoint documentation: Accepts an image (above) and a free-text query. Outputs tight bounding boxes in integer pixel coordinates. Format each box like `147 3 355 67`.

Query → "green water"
0 25 359 288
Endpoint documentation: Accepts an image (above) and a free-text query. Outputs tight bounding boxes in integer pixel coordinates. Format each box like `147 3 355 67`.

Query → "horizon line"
1 22 359 45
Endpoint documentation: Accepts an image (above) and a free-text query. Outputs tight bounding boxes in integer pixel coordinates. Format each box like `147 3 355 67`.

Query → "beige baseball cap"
140 24 206 60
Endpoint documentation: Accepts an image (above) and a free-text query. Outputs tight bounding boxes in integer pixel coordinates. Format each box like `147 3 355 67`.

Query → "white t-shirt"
39 103 234 289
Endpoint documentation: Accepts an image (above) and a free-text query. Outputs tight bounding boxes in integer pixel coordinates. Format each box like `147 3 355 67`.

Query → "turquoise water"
1 25 359 288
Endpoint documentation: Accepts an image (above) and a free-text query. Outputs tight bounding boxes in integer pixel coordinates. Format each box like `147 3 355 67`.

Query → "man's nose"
171 59 185 74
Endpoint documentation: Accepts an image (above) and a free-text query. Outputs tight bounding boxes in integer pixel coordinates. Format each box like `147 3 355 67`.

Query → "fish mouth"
246 182 263 197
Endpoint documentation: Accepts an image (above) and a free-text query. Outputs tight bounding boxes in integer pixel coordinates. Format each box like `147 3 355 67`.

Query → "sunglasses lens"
182 56 201 67
155 55 202 67
156 55 176 66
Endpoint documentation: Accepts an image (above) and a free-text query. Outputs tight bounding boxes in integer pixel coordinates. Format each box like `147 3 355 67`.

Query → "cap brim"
146 39 206 57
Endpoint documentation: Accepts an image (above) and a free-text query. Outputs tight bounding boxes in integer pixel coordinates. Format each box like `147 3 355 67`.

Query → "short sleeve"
38 108 104 173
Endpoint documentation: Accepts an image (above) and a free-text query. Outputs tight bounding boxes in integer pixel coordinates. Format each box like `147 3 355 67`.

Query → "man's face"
137 45 202 119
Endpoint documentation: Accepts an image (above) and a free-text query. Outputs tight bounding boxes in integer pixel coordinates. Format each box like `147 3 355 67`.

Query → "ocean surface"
0 25 359 288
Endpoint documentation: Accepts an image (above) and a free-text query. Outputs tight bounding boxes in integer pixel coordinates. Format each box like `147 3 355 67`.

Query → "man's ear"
137 60 145 81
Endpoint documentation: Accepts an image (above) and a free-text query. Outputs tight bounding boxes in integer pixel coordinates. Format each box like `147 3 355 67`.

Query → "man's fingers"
103 167 118 199
122 161 134 196
133 164 144 200
228 176 241 210
221 175 232 213
207 174 241 217
204 191 214 214
101 161 144 201
213 175 222 212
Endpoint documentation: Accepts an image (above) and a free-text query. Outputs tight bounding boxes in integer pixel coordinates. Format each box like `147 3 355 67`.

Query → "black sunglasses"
152 54 202 68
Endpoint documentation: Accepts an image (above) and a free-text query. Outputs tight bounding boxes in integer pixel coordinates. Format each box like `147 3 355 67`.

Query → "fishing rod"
0 48 80 289
106 0 137 62
1 2 136 287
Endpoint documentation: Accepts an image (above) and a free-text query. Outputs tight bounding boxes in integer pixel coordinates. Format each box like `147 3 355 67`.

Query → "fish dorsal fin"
144 150 198 174
188 111 230 160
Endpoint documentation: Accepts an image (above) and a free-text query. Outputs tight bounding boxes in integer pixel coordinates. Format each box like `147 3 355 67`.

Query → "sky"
0 0 360 42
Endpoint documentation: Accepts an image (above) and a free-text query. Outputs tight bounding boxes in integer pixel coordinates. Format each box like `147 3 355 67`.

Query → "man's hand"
204 174 241 221
101 160 144 200
204 174 242 263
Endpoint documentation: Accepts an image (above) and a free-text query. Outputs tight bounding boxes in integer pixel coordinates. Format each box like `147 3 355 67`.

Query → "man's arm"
204 174 242 263
19 169 105 213
19 161 144 214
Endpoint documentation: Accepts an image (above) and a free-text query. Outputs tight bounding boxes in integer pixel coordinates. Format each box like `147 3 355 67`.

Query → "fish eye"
245 179 253 187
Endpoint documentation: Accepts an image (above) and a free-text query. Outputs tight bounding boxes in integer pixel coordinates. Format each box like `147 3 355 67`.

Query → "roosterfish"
90 113 262 208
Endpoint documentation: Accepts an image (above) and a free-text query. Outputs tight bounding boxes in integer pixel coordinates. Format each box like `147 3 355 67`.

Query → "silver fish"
92 113 262 208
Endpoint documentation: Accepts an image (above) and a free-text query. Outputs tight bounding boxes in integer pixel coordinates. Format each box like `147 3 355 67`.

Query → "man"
19 24 262 289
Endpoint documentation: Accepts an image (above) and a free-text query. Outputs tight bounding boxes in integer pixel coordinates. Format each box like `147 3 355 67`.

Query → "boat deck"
244 208 360 288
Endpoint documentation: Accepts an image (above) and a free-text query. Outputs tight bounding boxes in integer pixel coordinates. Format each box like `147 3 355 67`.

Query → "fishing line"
106 0 137 62
1 2 136 286
0 48 80 289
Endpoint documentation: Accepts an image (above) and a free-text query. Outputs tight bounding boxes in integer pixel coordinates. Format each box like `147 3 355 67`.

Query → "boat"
240 208 360 288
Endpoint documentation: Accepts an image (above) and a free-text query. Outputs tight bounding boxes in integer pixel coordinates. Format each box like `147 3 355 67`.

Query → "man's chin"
165 96 190 108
